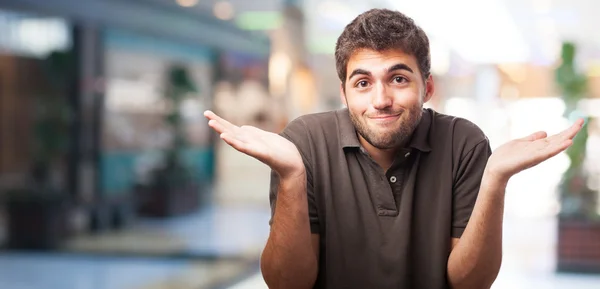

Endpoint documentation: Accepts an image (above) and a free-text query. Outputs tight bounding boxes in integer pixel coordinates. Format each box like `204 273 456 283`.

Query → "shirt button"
405 152 411 158
390 176 397 183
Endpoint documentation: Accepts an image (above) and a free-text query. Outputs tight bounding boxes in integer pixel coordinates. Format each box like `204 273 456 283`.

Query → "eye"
392 76 407 84
356 80 369 88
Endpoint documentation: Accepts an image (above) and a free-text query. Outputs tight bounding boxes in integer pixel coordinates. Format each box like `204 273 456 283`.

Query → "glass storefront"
101 28 216 200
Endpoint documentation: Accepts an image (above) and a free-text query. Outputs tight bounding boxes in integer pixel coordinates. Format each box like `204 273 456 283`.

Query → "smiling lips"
369 112 401 119
368 113 401 124
370 114 399 119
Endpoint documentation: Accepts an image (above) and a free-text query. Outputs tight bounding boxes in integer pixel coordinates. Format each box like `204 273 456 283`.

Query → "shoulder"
286 110 341 128
280 110 341 140
427 108 489 154
279 109 341 152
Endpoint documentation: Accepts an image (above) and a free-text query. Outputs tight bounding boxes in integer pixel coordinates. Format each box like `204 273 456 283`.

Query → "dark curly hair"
335 9 431 87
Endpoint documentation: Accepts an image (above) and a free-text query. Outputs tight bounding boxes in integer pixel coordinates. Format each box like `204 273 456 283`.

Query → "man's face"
341 48 434 150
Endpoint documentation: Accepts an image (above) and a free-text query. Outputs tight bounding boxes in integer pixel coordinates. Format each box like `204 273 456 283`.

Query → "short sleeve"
268 118 319 234
452 138 492 238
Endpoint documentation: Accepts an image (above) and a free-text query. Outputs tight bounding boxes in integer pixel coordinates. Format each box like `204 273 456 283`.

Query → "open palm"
487 119 584 182
204 110 304 179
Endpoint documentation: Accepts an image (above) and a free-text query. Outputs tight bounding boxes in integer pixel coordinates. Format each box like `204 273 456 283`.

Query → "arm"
447 173 505 289
447 120 584 289
447 139 500 289
203 110 320 289
261 171 320 289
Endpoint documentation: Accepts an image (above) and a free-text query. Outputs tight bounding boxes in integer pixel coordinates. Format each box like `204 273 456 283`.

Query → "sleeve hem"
310 222 320 234
451 227 465 238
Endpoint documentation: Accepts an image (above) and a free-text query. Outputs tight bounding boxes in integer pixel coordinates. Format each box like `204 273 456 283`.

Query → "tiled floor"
0 205 266 289
0 252 205 289
0 143 273 289
63 145 273 259
64 204 271 259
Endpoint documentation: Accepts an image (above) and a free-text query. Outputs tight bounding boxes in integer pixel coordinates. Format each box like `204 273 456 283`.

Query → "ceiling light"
214 1 234 20
269 52 292 96
176 0 198 8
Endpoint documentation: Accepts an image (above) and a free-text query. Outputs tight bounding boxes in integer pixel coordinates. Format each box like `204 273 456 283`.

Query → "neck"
358 135 403 171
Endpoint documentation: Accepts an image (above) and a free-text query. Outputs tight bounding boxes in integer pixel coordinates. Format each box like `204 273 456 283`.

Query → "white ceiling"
150 0 600 65
505 0 600 61
385 0 600 65
307 0 600 65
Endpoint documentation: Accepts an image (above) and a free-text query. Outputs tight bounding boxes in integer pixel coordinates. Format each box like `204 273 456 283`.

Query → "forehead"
346 48 420 77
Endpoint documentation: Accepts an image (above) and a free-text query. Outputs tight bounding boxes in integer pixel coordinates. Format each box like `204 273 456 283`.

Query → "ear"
423 74 435 103
339 82 348 107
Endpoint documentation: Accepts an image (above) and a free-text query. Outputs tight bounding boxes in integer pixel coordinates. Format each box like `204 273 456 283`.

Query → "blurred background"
0 0 599 288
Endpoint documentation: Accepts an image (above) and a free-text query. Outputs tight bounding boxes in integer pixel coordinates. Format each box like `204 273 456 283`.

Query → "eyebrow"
348 63 414 80
387 63 414 74
348 68 371 80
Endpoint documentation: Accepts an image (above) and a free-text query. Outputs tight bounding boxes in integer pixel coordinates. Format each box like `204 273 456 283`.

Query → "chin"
370 123 402 134
367 133 401 148
372 142 397 150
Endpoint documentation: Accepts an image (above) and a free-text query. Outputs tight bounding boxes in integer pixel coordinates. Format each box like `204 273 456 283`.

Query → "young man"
205 8 583 289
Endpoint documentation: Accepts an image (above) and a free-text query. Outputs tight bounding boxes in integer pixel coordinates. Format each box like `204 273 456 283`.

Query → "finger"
208 119 227 134
220 133 247 152
204 110 238 132
534 138 573 163
561 119 584 139
522 131 547 141
548 119 584 142
240 125 265 135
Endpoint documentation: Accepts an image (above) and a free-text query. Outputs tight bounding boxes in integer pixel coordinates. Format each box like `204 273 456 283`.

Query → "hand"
204 110 305 179
485 118 584 184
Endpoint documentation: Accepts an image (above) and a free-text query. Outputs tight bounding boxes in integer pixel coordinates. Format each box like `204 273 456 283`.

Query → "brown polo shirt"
268 108 492 289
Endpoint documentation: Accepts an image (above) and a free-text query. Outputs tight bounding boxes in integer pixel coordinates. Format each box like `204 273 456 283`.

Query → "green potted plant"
137 64 202 217
554 41 600 273
3 50 73 249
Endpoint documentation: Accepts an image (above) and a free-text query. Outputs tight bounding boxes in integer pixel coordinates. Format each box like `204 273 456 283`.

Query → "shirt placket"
386 149 413 210
361 147 414 216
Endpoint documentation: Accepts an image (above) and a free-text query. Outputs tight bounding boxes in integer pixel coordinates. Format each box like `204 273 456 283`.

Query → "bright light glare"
176 0 198 8
388 0 530 64
214 1 234 20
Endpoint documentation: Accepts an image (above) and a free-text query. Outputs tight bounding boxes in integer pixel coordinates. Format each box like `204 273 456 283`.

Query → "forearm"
447 171 507 289
261 172 317 289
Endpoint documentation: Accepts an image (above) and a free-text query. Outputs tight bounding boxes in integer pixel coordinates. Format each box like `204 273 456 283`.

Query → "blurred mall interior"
0 0 599 288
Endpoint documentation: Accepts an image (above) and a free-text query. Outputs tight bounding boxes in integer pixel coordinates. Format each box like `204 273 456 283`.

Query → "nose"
371 81 392 110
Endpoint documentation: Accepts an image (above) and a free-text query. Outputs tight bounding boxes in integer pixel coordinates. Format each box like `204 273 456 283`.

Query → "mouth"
368 113 401 121
370 114 399 119
367 113 401 125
